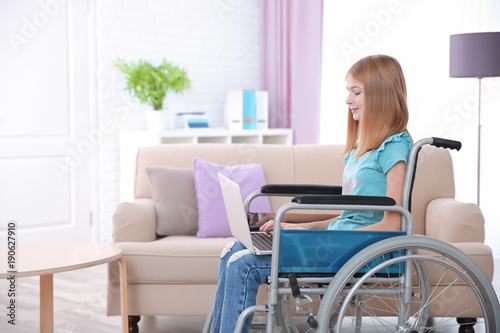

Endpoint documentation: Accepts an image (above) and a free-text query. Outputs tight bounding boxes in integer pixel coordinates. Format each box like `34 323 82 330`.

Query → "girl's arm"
257 213 338 224
259 215 338 232
259 160 406 233
357 161 407 231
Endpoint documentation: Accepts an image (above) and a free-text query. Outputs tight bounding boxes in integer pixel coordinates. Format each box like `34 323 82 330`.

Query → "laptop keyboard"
252 232 273 252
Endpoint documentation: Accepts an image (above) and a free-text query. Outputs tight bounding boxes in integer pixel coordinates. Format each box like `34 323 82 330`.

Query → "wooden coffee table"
0 242 128 333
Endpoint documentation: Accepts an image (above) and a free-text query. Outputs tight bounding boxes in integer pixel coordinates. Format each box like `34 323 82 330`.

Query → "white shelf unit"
119 128 293 201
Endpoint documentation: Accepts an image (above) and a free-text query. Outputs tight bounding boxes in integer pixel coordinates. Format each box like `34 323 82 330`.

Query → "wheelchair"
203 137 500 333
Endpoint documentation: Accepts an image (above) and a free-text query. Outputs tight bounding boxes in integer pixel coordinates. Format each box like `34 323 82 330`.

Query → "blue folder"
243 90 256 129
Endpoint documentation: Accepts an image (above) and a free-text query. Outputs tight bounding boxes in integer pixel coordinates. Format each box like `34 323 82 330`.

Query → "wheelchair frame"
204 138 500 333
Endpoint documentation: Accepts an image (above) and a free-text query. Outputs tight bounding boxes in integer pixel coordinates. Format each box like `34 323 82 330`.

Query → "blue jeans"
210 241 272 333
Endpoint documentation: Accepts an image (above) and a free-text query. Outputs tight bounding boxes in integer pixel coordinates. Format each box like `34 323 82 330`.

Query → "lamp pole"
477 77 482 206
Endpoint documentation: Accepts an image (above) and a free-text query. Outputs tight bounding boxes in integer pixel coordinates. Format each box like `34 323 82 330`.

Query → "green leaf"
114 58 192 111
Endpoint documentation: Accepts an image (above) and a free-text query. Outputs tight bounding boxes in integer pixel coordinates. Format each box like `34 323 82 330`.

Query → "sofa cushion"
146 166 198 236
193 158 271 238
116 237 494 286
116 236 235 284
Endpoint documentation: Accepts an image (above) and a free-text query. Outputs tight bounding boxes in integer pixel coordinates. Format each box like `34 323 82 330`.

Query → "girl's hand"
254 213 275 226
259 220 287 232
260 220 282 232
259 220 305 232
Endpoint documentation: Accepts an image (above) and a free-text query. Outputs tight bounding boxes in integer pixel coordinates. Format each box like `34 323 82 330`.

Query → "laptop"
218 173 273 255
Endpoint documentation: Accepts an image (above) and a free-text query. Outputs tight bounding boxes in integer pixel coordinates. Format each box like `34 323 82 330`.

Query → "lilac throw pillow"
193 158 271 238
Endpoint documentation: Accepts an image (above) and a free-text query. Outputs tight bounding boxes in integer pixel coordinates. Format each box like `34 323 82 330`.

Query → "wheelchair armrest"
292 195 396 206
260 184 342 195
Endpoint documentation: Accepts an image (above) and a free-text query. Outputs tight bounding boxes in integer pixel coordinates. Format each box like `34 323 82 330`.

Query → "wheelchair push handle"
431 137 462 151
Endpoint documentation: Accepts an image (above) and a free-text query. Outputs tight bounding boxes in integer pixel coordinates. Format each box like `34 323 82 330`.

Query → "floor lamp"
450 32 500 206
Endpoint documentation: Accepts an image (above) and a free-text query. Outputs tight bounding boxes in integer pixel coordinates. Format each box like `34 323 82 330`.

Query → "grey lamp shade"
450 32 500 78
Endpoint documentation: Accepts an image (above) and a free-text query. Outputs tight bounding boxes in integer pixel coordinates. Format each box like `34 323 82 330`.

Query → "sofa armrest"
449 242 494 280
425 198 484 243
112 198 157 243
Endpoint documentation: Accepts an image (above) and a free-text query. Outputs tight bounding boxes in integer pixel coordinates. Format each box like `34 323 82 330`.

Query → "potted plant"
114 58 192 130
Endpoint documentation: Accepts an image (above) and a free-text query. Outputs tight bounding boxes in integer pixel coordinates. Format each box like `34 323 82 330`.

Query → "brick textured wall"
95 0 262 243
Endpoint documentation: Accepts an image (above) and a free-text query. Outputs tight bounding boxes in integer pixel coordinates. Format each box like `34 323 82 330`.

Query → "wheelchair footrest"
287 274 319 329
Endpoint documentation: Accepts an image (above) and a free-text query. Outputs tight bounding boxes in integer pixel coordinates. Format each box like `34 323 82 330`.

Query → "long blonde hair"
342 55 410 157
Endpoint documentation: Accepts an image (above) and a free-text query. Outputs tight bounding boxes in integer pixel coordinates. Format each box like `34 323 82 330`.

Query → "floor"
0 258 499 333
0 263 211 333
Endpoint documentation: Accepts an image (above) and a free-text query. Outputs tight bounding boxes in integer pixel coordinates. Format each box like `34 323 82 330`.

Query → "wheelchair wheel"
317 235 500 332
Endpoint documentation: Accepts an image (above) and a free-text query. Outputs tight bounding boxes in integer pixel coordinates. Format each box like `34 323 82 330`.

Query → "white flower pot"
145 110 165 132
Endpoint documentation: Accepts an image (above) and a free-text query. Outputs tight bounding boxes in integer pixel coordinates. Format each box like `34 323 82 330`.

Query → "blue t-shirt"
328 131 412 230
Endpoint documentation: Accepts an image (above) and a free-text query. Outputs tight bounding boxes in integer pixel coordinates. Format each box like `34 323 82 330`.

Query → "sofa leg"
129 315 141 333
457 317 476 333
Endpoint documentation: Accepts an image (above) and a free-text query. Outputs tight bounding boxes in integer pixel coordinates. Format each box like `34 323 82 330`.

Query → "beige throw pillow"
146 166 198 236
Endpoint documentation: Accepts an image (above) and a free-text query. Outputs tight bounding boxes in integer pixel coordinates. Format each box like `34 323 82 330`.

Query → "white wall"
321 0 500 255
94 0 262 243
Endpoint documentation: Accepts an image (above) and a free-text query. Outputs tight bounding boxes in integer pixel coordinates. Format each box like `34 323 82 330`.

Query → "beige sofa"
107 143 493 330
